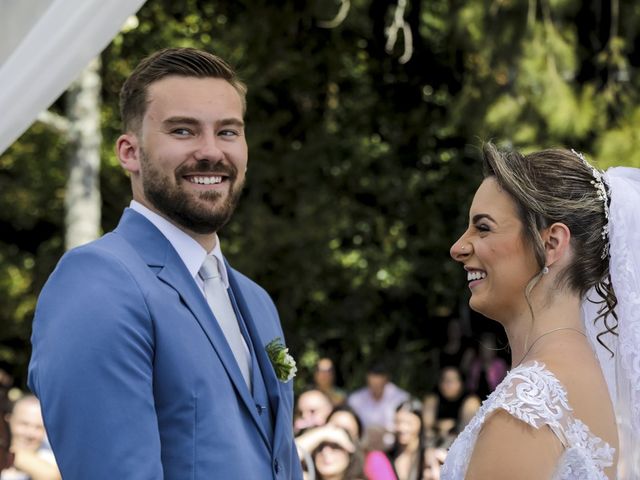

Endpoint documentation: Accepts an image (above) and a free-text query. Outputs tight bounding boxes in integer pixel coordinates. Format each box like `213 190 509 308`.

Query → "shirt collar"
129 200 230 288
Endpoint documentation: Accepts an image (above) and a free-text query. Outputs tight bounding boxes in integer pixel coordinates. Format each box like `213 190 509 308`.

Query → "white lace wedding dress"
441 361 615 479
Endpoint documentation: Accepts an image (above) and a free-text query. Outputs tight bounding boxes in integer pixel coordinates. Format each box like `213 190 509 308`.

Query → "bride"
441 143 640 479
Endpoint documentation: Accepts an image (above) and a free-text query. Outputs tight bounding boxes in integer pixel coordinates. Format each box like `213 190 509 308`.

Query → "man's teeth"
467 271 487 281
190 176 223 185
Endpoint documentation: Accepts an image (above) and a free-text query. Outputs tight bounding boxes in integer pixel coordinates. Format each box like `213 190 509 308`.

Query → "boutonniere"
266 337 297 383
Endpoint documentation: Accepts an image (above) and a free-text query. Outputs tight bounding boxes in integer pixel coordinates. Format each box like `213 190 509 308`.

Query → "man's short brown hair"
119 47 247 133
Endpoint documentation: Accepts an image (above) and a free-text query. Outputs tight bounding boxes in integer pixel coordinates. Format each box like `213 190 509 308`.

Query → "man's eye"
219 129 239 137
172 128 192 136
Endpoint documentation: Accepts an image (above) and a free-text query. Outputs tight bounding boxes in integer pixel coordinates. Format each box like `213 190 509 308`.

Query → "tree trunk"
65 57 102 250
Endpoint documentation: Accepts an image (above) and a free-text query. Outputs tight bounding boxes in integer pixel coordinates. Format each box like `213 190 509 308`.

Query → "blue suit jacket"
28 209 302 479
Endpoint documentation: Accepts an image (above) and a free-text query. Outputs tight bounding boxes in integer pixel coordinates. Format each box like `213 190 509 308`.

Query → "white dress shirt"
129 200 230 291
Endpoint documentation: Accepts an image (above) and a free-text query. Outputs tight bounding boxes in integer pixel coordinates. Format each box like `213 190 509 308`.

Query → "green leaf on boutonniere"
266 337 297 383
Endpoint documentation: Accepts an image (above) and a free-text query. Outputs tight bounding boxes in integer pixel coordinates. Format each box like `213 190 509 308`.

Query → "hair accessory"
571 149 610 259
542 266 549 275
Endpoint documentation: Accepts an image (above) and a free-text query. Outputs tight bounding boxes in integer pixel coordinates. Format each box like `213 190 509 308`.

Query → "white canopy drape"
0 0 147 154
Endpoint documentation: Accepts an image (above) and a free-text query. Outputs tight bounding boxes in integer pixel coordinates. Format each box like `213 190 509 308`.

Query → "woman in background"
424 366 480 443
296 423 365 480
387 399 425 480
327 405 396 480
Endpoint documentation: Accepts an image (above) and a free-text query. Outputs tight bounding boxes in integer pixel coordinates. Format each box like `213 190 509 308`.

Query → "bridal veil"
582 167 640 479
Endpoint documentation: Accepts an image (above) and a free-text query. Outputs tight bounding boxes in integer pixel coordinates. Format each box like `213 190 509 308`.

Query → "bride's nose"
450 234 472 262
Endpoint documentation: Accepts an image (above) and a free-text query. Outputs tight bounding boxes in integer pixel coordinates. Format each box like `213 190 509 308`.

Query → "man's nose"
195 134 224 162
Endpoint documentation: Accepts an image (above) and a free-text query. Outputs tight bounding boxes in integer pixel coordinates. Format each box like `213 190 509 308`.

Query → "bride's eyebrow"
471 213 496 224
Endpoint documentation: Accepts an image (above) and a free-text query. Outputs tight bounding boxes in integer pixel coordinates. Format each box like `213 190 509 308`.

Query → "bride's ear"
542 222 572 267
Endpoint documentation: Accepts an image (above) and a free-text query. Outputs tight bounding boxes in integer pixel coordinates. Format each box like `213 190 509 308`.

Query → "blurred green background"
1 0 639 396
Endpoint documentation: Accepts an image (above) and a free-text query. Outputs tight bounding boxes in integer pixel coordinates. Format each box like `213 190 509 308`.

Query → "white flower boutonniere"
266 337 297 383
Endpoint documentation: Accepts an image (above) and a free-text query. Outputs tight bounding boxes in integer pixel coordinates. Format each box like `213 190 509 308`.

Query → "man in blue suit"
28 48 302 479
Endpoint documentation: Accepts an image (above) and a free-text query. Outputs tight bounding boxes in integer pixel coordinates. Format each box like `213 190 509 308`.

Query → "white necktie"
199 256 252 389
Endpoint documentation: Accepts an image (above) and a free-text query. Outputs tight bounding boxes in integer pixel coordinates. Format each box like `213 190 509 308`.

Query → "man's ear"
116 133 141 174
542 222 572 267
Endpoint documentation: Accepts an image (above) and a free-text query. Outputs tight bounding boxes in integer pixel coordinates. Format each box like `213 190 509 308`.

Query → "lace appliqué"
441 362 614 480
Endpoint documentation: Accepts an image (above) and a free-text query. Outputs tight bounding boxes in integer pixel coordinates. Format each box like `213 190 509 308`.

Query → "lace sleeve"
441 362 613 480
497 362 571 435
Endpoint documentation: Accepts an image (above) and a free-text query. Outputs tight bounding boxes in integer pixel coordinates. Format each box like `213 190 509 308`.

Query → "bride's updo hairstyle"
481 143 617 348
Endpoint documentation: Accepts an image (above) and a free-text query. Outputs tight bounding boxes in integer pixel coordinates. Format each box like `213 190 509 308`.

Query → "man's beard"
140 149 244 234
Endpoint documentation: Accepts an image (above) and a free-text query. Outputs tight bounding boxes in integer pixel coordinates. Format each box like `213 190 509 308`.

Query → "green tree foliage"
2 0 639 394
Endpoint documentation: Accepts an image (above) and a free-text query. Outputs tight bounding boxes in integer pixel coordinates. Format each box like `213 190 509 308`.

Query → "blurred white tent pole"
0 0 147 155
63 57 103 250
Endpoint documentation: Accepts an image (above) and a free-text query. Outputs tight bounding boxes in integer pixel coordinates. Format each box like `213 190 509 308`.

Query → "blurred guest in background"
427 367 480 442
421 447 446 480
2 395 59 480
313 358 346 406
0 364 13 417
348 363 409 451
327 406 396 480
295 389 334 435
388 399 424 480
465 332 507 398
420 394 439 450
0 415 14 473
438 319 473 371
326 406 362 446
295 424 365 480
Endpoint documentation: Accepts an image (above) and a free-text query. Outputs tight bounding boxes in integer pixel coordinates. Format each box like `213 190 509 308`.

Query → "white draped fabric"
0 0 147 155
0 0 52 63
583 167 640 479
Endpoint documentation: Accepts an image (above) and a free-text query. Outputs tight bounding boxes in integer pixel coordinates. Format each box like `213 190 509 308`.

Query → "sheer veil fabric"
582 167 640 479
0 0 147 154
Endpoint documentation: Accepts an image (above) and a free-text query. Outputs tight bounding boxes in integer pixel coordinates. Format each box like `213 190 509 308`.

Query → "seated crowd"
294 336 505 480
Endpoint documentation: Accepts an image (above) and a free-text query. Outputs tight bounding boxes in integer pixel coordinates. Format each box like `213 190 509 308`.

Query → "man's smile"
185 175 225 185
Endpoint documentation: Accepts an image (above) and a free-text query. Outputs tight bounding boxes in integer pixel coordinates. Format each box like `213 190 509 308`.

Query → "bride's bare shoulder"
542 342 612 416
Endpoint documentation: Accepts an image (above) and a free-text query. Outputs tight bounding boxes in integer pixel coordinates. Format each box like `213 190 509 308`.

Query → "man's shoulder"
56 232 134 266
385 382 410 401
347 387 370 404
47 231 150 292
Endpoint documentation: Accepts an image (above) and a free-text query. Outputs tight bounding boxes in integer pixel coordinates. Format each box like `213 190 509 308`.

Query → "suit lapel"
115 209 271 450
227 267 287 453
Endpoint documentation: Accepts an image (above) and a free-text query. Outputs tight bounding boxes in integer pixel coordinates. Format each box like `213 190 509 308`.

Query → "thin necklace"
515 327 586 368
